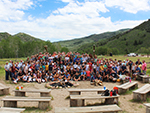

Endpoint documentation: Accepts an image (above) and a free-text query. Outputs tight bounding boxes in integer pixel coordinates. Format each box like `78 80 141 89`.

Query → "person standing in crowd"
5 51 147 85
4 62 9 80
142 60 147 75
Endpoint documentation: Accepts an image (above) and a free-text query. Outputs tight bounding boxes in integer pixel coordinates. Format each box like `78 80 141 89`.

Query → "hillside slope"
77 19 150 55
54 29 129 51
0 32 41 42
14 33 41 42
0 32 56 58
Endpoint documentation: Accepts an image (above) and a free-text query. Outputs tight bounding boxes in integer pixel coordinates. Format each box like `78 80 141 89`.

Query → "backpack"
104 89 110 96
112 90 117 96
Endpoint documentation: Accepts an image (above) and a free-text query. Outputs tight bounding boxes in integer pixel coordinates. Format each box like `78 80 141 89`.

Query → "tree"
61 47 69 53
134 40 138 46
137 47 150 57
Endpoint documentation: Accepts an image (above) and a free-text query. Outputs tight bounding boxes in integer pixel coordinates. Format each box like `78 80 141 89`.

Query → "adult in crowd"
5 52 146 84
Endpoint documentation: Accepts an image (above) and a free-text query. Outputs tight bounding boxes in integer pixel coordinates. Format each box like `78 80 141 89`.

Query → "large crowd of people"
4 52 147 84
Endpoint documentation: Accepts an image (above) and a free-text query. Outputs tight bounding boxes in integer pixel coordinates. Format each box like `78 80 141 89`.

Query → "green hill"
0 32 57 58
0 32 41 42
77 19 150 55
0 32 11 41
54 29 129 52
14 32 41 42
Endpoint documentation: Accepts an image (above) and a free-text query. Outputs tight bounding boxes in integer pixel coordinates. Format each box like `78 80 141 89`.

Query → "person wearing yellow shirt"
45 62 49 73
100 63 104 71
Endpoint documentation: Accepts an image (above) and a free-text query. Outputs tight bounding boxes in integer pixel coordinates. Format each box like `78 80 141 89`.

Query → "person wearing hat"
4 62 10 80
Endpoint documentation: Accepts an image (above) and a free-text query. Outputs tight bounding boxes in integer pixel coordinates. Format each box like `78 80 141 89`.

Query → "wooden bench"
116 81 138 94
68 89 105 95
144 103 150 113
70 95 119 107
13 89 51 97
137 75 150 83
1 96 51 110
0 107 25 113
133 84 150 101
55 105 122 113
0 83 9 95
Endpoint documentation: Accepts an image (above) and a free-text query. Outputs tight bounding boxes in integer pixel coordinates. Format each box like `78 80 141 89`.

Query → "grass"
138 105 143 108
119 110 129 113
146 96 150 103
50 94 54 100
121 87 138 95
23 106 52 113
129 99 143 103
129 95 150 104
65 95 70 99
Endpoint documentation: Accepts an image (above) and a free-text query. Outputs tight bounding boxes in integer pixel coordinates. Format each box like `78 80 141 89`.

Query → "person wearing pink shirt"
142 60 147 75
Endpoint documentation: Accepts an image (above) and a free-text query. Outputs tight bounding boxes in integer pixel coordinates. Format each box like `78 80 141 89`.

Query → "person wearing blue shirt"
112 64 117 74
80 70 86 80
64 72 70 82
133 65 141 80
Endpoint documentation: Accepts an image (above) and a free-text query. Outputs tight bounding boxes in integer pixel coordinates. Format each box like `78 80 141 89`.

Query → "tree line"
0 36 69 58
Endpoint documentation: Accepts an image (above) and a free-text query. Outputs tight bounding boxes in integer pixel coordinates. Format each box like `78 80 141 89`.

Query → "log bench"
133 84 150 101
55 105 122 113
0 83 9 95
13 89 51 97
0 107 25 113
1 96 51 110
116 81 138 94
144 103 150 113
137 75 150 83
68 89 105 95
70 95 119 107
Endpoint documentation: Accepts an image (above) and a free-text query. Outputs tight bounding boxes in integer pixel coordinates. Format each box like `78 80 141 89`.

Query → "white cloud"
0 0 33 21
54 1 109 17
61 0 74 2
0 0 149 42
105 0 150 14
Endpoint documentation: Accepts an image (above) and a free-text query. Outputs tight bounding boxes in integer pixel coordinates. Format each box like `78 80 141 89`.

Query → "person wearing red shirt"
86 68 91 80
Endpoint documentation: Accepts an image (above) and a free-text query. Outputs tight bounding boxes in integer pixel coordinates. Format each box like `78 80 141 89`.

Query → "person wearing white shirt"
4 62 10 80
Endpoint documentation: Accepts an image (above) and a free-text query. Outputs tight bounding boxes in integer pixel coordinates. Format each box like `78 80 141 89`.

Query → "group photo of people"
4 52 147 84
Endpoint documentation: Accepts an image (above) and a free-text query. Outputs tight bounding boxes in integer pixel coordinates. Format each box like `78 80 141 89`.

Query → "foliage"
137 47 150 56
54 29 129 52
0 35 57 58
77 19 150 55
61 47 69 53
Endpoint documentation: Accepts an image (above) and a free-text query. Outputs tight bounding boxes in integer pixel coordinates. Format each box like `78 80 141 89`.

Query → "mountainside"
54 29 129 52
0 32 57 58
0 32 41 42
0 32 11 41
14 33 41 42
77 19 150 55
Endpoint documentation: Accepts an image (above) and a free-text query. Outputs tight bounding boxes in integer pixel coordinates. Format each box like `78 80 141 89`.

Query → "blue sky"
0 0 150 42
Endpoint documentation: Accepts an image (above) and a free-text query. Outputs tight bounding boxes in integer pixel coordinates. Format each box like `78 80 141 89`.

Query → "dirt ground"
0 80 147 113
